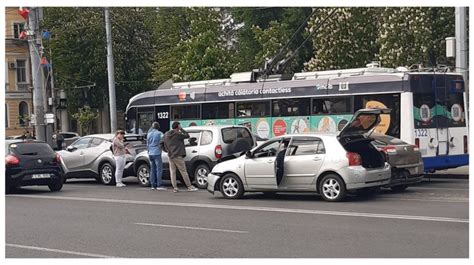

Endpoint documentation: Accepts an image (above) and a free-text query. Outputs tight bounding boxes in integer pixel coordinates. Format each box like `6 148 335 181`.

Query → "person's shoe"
187 186 198 192
116 183 126 187
156 187 167 191
151 187 156 190
173 188 179 193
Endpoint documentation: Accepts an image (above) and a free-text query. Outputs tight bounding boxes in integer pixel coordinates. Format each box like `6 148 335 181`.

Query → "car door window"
90 138 104 148
253 140 281 158
185 131 201 147
288 138 325 156
72 137 92 150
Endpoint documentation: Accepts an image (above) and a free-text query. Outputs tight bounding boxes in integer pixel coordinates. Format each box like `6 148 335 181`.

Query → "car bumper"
7 168 63 188
207 173 221 195
342 163 392 190
385 163 424 187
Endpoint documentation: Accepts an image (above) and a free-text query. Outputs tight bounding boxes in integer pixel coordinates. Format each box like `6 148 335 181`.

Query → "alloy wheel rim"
138 167 149 184
102 166 112 183
223 177 239 197
196 168 208 186
322 178 340 199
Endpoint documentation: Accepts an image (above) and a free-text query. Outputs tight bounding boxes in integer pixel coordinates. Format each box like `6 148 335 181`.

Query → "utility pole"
28 7 46 142
455 7 468 107
105 7 117 133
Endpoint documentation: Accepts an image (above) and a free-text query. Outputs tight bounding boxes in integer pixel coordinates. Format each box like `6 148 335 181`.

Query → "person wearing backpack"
147 122 166 190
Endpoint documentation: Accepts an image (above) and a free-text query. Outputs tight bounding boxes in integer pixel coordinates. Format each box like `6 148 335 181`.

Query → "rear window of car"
9 142 55 156
372 134 406 146
200 130 213 145
221 127 253 145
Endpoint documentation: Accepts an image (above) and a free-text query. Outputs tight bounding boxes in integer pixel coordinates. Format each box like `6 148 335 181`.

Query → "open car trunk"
343 138 385 168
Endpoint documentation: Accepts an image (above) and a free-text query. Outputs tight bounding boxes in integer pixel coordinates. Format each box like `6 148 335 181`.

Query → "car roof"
5 139 46 144
82 134 115 140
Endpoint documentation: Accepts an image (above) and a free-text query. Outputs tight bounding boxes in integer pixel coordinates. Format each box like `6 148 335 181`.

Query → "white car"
207 109 392 202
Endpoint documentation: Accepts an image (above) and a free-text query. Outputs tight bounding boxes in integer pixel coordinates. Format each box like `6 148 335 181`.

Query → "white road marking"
6 243 121 258
134 222 248 234
381 197 469 203
7 194 469 224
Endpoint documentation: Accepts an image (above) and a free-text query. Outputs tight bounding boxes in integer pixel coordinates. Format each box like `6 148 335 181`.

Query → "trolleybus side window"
171 104 200 120
126 107 137 134
312 97 351 115
202 102 235 119
354 94 400 138
236 101 270 118
273 98 310 117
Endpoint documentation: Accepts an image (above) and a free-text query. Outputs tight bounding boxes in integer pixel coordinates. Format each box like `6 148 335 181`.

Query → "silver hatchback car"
207 109 392 202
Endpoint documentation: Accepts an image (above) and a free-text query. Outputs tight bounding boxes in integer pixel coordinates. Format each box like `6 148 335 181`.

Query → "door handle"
313 157 321 161
266 160 273 164
192 150 198 153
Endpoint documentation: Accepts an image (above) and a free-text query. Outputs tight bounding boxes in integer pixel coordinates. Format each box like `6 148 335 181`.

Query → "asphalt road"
5 176 469 258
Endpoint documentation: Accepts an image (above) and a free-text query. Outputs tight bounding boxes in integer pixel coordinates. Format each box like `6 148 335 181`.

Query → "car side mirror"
66 146 76 152
245 150 253 158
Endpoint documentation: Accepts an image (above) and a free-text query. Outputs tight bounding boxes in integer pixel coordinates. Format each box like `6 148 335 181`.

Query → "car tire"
137 163 151 187
220 173 244 199
48 180 63 192
391 185 408 192
356 186 380 197
99 162 116 185
319 174 346 202
6 185 14 194
193 164 210 189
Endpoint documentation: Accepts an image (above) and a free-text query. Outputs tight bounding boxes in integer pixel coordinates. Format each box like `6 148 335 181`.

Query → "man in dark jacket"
162 121 198 193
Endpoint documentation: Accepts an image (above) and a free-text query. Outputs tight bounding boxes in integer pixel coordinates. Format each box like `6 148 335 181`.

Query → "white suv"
134 125 256 188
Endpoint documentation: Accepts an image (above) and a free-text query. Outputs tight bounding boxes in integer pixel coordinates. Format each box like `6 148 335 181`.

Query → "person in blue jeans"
147 122 166 190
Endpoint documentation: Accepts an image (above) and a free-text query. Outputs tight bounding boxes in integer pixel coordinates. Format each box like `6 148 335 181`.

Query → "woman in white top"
112 130 128 187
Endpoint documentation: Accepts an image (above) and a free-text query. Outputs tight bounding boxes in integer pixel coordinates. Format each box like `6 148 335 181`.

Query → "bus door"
433 73 450 156
155 105 170 133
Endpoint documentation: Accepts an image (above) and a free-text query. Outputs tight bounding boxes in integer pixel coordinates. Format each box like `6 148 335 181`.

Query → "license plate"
32 174 51 179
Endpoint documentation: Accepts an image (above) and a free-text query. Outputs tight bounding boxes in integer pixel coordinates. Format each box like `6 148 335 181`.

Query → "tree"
377 7 455 68
72 106 99 135
305 7 380 71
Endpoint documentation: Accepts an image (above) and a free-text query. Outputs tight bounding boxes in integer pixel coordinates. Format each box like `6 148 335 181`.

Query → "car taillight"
415 138 420 148
413 145 420 152
55 154 61 163
215 145 222 159
464 135 468 154
346 152 361 166
5 154 20 166
382 145 397 154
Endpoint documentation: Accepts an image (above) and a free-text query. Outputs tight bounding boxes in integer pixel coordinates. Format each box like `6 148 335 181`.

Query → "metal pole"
455 7 468 105
28 7 46 141
105 7 117 133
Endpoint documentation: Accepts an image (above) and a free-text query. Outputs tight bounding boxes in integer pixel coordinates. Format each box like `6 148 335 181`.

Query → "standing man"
147 122 166 190
162 121 198 193
56 130 64 150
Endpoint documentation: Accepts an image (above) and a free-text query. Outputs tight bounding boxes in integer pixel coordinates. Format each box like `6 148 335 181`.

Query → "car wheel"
220 173 244 199
48 180 63 192
137 163 150 187
391 185 408 192
319 174 346 202
356 186 380 197
6 185 14 194
100 162 116 185
194 164 210 189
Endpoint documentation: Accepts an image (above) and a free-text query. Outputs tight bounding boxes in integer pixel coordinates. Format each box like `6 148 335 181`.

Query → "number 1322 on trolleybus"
126 65 468 173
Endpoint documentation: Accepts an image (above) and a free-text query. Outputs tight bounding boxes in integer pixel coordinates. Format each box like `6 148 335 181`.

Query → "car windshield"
9 142 55 156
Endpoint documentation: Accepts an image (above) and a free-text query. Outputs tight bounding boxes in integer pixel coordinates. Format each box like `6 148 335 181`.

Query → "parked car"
58 134 146 185
5 140 64 193
370 133 424 192
207 109 392 202
133 125 256 189
58 132 81 149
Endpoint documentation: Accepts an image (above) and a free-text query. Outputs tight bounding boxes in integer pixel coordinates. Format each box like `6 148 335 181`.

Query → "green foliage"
72 106 99 135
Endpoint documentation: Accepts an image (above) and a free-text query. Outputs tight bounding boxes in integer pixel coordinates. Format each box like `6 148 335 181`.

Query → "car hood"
212 155 245 173
338 108 391 138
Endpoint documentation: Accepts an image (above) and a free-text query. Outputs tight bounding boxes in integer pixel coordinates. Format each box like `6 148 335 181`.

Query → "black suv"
5 140 64 193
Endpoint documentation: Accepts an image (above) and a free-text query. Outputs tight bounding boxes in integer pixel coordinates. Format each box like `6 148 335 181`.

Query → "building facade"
5 7 34 137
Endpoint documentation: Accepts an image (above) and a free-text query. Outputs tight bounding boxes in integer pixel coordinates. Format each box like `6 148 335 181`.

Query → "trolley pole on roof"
105 7 117 133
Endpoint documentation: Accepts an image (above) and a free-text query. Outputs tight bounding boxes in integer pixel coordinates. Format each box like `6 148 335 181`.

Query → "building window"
19 101 29 126
16 59 27 84
13 23 25 39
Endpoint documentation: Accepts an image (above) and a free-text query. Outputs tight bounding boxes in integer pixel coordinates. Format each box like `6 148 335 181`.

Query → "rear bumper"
385 163 424 187
342 163 392 190
7 167 63 187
